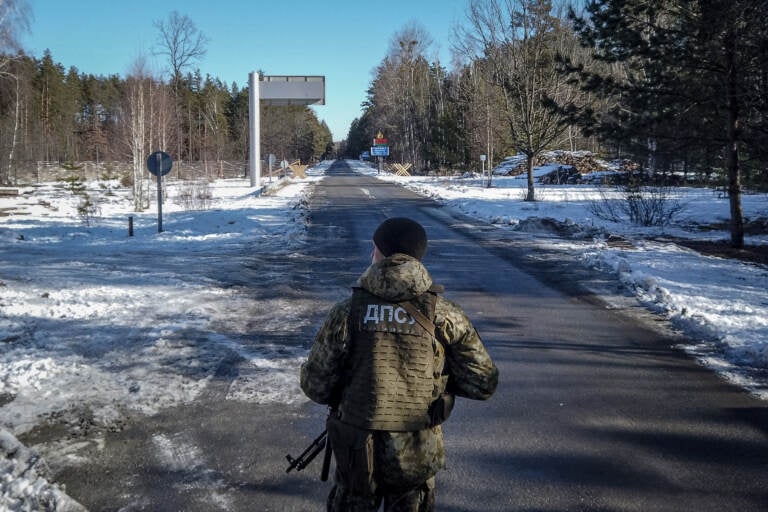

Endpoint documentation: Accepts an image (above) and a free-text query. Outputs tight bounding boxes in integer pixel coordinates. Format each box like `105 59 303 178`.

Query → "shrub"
590 184 683 227
174 180 213 211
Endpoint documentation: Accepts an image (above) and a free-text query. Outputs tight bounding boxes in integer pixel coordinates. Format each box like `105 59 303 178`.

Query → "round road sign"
147 151 173 177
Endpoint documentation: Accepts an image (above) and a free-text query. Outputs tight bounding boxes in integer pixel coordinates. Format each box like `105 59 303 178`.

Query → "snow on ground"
1 157 767 509
0 172 324 434
0 429 86 511
0 163 328 510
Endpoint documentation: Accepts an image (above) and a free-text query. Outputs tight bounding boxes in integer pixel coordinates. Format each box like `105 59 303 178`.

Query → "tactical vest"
339 287 446 432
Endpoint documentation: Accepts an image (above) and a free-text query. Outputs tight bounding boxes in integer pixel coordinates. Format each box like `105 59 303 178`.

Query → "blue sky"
22 0 466 141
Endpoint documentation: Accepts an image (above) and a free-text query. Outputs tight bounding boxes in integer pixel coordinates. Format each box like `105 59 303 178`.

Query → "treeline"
344 1 768 187
344 0 767 247
0 51 333 184
343 8 600 175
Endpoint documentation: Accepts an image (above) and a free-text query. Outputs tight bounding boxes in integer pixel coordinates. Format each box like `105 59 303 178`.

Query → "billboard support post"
248 73 325 188
248 72 261 188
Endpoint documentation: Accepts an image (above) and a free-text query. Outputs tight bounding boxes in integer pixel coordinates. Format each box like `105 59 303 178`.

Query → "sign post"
146 151 173 233
248 73 261 188
371 132 389 174
268 154 276 182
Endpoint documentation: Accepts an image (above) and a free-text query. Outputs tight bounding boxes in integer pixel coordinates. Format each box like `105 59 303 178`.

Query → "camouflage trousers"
324 417 443 511
327 477 435 512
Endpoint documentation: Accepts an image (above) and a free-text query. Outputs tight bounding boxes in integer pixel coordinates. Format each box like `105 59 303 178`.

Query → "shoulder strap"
429 283 445 294
398 300 436 337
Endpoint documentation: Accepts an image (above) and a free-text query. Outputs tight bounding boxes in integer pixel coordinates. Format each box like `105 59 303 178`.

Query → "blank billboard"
260 76 325 105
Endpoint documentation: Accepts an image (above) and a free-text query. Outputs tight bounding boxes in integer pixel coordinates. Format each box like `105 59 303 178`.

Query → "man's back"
300 217 498 512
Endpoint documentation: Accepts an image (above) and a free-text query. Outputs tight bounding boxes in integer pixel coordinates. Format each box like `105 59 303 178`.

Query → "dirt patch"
696 217 768 236
671 239 768 266
654 216 768 266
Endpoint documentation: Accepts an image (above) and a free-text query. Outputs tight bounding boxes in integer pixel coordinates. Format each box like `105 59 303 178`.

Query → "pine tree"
566 0 768 247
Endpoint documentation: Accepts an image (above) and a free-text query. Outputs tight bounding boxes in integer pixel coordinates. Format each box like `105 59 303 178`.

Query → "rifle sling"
398 300 436 337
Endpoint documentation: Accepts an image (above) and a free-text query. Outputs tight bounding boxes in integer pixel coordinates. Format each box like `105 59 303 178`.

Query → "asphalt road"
41 160 768 511
292 161 768 511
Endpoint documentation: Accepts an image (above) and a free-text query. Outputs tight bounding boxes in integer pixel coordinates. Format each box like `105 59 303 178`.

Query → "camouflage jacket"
300 253 499 483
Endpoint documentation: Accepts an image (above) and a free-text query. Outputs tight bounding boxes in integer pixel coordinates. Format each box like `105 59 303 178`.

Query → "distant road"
52 160 768 511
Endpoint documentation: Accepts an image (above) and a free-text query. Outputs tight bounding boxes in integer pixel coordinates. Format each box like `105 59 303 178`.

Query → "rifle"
285 429 332 481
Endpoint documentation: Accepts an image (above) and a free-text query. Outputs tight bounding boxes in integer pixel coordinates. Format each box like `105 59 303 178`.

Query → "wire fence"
7 160 251 185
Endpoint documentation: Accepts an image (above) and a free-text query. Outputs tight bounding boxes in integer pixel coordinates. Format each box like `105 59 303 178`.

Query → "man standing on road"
300 217 499 511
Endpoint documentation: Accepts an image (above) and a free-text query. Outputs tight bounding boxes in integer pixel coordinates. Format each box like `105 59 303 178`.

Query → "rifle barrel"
285 430 327 473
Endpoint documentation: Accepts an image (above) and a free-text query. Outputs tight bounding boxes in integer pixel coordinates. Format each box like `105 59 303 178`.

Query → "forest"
0 9 333 187
347 1 767 186
342 0 768 247
1 0 767 247
0 52 333 172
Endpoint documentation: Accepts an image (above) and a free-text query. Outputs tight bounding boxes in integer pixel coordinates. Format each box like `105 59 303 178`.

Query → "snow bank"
0 429 86 512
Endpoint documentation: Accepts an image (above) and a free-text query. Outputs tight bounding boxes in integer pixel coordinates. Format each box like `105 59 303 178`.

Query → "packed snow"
0 167 326 510
1 157 767 509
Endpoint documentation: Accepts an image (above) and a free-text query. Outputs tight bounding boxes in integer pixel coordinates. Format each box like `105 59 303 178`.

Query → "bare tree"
386 20 434 63
153 11 208 86
456 0 581 200
372 22 435 169
0 71 20 184
0 0 30 62
199 77 228 177
124 55 154 211
0 0 31 184
153 11 208 161
454 59 509 185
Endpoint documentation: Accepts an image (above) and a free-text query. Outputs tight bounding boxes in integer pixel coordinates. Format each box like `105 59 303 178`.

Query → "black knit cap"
373 217 428 260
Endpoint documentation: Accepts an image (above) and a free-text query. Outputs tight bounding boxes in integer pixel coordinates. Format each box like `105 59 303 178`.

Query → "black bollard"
128 216 134 237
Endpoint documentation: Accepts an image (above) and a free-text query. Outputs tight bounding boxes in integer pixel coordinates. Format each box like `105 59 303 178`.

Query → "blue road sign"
147 151 173 177
371 146 389 157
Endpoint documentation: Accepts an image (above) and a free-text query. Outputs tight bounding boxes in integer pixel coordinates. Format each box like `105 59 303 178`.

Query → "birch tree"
124 56 153 211
388 22 433 167
0 0 31 184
